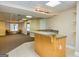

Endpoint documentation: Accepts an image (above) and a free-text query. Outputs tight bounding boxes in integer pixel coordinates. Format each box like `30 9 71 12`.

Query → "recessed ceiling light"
46 1 61 7
26 16 32 18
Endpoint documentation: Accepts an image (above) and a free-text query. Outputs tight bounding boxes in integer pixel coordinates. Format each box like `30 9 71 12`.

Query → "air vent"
34 6 51 14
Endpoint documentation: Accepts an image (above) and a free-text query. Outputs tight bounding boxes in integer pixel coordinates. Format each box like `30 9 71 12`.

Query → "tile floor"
7 42 76 57
7 42 39 57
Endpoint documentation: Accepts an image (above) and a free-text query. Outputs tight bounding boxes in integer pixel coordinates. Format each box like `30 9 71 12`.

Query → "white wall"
46 8 76 47
30 19 40 37
76 2 79 53
22 22 27 35
30 19 40 32
30 18 47 32
40 19 47 29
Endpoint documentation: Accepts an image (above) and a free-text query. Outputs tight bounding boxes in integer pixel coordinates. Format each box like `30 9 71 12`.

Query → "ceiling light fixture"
46 1 61 7
26 16 32 18
35 7 50 14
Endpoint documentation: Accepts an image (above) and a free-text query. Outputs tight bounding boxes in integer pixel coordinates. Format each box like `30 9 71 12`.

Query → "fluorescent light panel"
26 16 32 18
46 1 61 7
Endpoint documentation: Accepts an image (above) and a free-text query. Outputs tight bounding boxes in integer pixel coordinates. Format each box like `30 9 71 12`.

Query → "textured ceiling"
0 1 75 12
0 1 76 19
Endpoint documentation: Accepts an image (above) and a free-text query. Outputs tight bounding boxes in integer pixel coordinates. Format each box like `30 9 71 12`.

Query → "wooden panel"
34 34 53 56
53 38 66 56
34 33 66 57
0 22 6 36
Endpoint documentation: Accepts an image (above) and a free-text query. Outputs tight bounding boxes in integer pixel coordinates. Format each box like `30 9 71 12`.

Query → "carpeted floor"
0 34 34 54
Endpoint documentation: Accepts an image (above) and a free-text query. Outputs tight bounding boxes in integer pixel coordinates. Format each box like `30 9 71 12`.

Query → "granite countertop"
31 29 58 35
32 31 57 36
31 31 67 39
36 29 58 34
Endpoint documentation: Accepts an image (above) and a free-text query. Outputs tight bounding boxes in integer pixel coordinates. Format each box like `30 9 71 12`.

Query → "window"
10 24 18 31
26 23 30 31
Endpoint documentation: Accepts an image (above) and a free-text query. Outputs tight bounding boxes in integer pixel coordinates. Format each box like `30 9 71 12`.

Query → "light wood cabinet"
34 33 66 57
0 21 6 36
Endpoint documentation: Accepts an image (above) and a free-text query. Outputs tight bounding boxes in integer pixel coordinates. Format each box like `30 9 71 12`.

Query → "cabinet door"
0 22 6 36
53 38 66 57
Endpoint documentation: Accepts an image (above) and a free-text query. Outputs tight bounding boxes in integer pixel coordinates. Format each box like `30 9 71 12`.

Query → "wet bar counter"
34 31 66 57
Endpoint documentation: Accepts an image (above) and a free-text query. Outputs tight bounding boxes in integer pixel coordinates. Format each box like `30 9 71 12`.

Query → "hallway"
0 34 34 54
